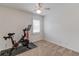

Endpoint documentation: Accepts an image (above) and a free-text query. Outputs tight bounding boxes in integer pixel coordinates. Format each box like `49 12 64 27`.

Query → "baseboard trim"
44 39 79 53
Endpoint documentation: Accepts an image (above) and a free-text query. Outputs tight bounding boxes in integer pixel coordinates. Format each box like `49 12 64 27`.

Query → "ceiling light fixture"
35 3 50 14
36 9 42 14
35 3 42 14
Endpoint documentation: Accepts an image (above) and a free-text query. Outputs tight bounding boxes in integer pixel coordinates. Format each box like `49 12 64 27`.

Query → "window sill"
32 32 40 35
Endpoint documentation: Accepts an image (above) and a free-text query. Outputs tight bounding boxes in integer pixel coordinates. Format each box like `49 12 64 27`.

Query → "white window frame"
33 19 40 33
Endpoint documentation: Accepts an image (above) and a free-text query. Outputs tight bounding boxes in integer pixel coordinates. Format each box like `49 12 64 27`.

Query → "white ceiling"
0 3 52 16
0 3 79 16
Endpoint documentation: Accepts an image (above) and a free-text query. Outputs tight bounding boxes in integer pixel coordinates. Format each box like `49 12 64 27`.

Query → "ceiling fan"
34 3 50 14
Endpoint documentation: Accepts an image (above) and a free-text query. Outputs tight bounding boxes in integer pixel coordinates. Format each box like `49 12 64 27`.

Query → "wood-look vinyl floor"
17 40 79 56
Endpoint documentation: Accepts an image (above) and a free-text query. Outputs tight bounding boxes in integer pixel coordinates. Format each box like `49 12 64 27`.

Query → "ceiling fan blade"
45 8 50 10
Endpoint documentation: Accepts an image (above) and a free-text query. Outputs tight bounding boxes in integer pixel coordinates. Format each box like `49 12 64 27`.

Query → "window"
33 19 40 33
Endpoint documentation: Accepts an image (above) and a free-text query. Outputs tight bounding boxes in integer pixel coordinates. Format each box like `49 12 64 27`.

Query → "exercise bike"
3 33 18 56
2 25 32 56
19 25 32 48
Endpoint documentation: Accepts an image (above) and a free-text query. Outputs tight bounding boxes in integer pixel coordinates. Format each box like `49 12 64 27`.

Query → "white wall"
44 4 79 52
0 6 43 51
